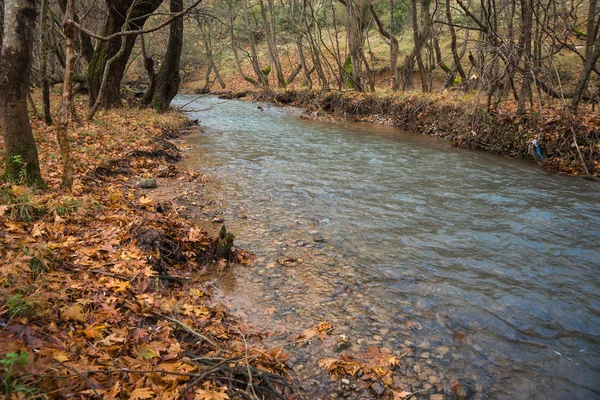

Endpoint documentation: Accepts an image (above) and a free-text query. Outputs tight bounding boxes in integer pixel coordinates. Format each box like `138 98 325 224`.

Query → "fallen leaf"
62 303 85 322
138 195 153 205
130 387 155 399
393 390 413 399
195 389 229 400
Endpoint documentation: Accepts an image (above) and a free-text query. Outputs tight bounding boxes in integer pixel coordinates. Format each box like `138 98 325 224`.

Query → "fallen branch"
154 312 224 351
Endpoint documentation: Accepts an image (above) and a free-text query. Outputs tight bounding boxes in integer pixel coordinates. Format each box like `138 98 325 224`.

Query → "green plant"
0 351 35 397
0 186 47 222
55 196 80 216
7 294 35 319
5 155 28 185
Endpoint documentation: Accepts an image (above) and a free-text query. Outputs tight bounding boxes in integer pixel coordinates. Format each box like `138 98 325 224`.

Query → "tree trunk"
517 0 533 115
370 3 399 91
141 34 157 105
201 24 226 89
242 0 267 86
346 0 368 91
0 0 44 187
571 0 599 113
56 0 75 189
151 0 184 112
259 0 286 87
0 0 4 48
227 1 259 87
445 0 466 81
39 0 53 125
86 0 162 109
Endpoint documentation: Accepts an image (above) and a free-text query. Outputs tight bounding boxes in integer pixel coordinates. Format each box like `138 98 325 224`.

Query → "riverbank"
0 101 290 398
216 89 599 177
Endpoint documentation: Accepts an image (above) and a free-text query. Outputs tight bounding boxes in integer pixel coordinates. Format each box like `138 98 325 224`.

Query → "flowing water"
173 95 600 399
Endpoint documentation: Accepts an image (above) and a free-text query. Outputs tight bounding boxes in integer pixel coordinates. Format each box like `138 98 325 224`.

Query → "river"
173 94 600 399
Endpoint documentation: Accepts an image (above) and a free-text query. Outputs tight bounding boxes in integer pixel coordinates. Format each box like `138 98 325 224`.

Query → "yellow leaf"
52 350 70 362
0 205 8 217
388 356 400 367
139 195 153 205
130 387 155 399
392 390 413 400
194 389 229 400
62 303 85 322
108 190 122 203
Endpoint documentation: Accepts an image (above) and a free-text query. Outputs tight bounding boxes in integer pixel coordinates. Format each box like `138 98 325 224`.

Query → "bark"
57 0 94 63
259 0 286 87
56 0 75 189
0 0 44 186
0 0 4 50
200 24 226 89
370 3 399 91
571 0 599 113
445 0 466 81
39 0 53 125
141 34 156 105
151 0 184 112
517 0 533 115
228 1 259 86
86 0 163 109
346 0 369 91
242 0 267 86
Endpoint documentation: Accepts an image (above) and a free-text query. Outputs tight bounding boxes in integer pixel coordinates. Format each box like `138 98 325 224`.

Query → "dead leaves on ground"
0 100 286 399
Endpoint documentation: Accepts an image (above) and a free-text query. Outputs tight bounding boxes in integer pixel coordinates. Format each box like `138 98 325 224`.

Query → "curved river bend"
173 95 600 399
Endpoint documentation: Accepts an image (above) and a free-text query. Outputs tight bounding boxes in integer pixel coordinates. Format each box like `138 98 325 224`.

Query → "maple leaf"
388 356 401 367
139 195 153 205
62 303 85 322
195 389 229 400
392 390 413 399
130 387 155 399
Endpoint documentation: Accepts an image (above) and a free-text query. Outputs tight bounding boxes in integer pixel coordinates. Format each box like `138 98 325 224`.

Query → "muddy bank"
228 89 600 177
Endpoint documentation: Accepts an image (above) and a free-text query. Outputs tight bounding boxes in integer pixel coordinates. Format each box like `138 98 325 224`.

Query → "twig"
57 361 102 399
237 328 259 400
154 312 223 351
178 358 234 399
174 100 230 112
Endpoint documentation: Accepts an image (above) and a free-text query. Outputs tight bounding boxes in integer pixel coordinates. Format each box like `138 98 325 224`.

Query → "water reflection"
173 95 600 399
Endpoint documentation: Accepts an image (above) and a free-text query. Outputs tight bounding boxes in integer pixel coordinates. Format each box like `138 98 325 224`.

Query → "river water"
173 95 600 399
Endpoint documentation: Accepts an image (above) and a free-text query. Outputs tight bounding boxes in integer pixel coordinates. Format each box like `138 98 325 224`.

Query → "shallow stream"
173 95 600 399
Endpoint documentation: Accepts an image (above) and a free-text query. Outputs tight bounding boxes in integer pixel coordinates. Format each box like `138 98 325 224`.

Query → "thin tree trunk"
0 0 4 48
56 0 76 189
141 34 156 105
151 0 184 112
571 0 599 113
346 0 366 91
517 0 533 115
259 0 286 87
201 25 226 89
39 0 53 125
0 0 44 186
228 3 258 86
370 3 399 91
445 0 466 81
242 0 267 86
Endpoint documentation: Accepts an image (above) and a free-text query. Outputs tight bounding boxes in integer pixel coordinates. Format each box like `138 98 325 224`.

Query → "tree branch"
65 0 203 42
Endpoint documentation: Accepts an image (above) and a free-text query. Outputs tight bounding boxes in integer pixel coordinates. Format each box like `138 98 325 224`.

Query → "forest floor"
0 96 428 400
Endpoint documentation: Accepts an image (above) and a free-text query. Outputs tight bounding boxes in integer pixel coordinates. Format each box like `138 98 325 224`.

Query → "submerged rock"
139 178 157 188
371 381 385 396
452 379 476 400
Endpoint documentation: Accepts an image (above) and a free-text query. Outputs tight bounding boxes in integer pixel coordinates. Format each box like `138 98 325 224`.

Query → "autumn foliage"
0 98 288 399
